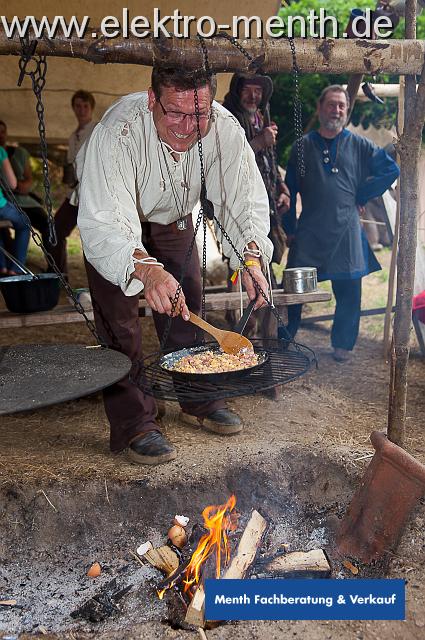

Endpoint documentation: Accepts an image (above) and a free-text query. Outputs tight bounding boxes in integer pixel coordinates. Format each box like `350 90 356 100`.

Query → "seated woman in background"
0 146 30 276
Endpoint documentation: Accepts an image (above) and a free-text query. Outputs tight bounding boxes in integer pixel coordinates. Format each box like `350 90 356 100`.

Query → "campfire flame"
157 495 238 600
183 494 237 592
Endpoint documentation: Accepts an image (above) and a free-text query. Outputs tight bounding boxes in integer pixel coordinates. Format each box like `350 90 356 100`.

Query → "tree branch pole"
0 31 425 74
387 0 425 446
346 75 364 121
383 77 404 358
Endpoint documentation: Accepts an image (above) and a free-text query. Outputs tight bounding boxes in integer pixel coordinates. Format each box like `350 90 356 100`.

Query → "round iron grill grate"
135 339 315 403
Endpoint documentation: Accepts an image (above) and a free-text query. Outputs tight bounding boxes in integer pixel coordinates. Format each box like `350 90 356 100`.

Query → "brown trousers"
85 217 225 453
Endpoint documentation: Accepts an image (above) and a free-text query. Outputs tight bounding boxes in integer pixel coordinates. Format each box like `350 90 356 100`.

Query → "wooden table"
0 289 332 329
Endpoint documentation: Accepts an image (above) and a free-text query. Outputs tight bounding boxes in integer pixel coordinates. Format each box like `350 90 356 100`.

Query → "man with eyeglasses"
77 67 273 466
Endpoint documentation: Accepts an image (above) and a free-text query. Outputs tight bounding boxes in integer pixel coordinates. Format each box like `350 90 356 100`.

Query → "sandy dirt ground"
1 246 424 639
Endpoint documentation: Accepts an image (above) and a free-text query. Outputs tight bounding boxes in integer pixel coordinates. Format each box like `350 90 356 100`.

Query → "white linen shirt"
77 92 272 296
67 120 97 201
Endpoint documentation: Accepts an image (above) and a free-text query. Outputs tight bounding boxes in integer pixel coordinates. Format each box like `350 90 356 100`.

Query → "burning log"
263 549 331 578
185 509 267 627
223 509 267 580
157 558 191 592
185 584 206 627
140 545 180 575
156 524 208 593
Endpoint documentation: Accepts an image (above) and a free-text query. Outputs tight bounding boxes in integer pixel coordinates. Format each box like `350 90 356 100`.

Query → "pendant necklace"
321 133 341 175
159 141 191 231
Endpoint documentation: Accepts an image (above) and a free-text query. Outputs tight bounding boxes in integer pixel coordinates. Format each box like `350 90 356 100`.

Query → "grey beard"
319 115 346 132
243 105 259 115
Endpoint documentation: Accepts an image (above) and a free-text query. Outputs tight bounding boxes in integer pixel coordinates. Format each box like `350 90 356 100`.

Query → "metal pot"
0 246 60 313
282 267 318 294
0 273 61 313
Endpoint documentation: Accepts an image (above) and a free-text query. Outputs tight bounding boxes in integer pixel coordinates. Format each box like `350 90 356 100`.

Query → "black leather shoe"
180 409 243 435
128 431 176 465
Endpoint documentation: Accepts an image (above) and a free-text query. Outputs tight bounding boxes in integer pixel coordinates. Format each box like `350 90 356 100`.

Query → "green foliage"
394 15 425 39
29 156 68 209
271 1 425 166
278 0 375 38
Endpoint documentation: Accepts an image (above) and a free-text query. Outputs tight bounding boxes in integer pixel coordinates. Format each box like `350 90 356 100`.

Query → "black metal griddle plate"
0 344 131 415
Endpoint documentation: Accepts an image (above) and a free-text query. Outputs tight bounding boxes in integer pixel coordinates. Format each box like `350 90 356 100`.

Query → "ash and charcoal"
71 578 133 623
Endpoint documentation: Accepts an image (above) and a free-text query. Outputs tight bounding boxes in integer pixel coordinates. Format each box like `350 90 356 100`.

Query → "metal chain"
197 34 212 75
193 77 210 322
8 42 102 343
216 31 254 62
215 33 305 178
212 211 296 346
158 54 212 350
202 215 207 319
0 175 103 344
158 202 206 351
200 35 301 343
217 34 304 178
286 37 305 179
18 38 57 245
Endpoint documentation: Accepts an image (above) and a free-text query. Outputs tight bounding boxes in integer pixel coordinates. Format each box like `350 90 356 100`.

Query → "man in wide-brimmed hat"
223 74 289 266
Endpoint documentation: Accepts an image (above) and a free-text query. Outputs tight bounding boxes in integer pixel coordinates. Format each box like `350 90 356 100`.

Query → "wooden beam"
343 83 413 99
301 305 396 324
0 289 331 329
0 33 424 74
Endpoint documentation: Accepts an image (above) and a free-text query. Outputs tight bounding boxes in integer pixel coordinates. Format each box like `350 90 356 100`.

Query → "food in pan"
169 349 259 374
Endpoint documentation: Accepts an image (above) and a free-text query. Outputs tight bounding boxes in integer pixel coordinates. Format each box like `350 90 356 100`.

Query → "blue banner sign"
205 578 405 620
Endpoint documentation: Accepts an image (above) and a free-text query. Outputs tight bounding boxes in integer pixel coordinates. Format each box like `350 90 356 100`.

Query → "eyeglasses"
157 98 211 124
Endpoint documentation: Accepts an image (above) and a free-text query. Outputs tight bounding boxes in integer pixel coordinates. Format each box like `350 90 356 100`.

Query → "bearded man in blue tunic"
282 85 399 362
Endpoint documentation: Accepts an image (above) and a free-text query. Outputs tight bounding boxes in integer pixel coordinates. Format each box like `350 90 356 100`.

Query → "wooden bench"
0 289 331 329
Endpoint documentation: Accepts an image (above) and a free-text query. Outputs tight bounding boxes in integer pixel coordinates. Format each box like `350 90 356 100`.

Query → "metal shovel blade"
336 430 425 563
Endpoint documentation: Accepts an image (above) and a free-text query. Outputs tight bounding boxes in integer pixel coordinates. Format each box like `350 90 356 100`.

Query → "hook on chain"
17 36 38 87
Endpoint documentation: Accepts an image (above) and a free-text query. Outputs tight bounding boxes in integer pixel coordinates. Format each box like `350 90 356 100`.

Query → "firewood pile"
135 495 331 629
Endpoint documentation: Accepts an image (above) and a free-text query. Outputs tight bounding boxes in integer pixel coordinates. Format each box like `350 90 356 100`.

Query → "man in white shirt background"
49 90 97 279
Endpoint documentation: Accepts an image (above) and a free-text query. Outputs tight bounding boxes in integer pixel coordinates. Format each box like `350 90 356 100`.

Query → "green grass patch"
377 269 389 284
67 235 82 256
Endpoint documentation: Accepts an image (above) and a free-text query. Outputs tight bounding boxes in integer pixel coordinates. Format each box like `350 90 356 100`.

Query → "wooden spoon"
188 312 254 355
